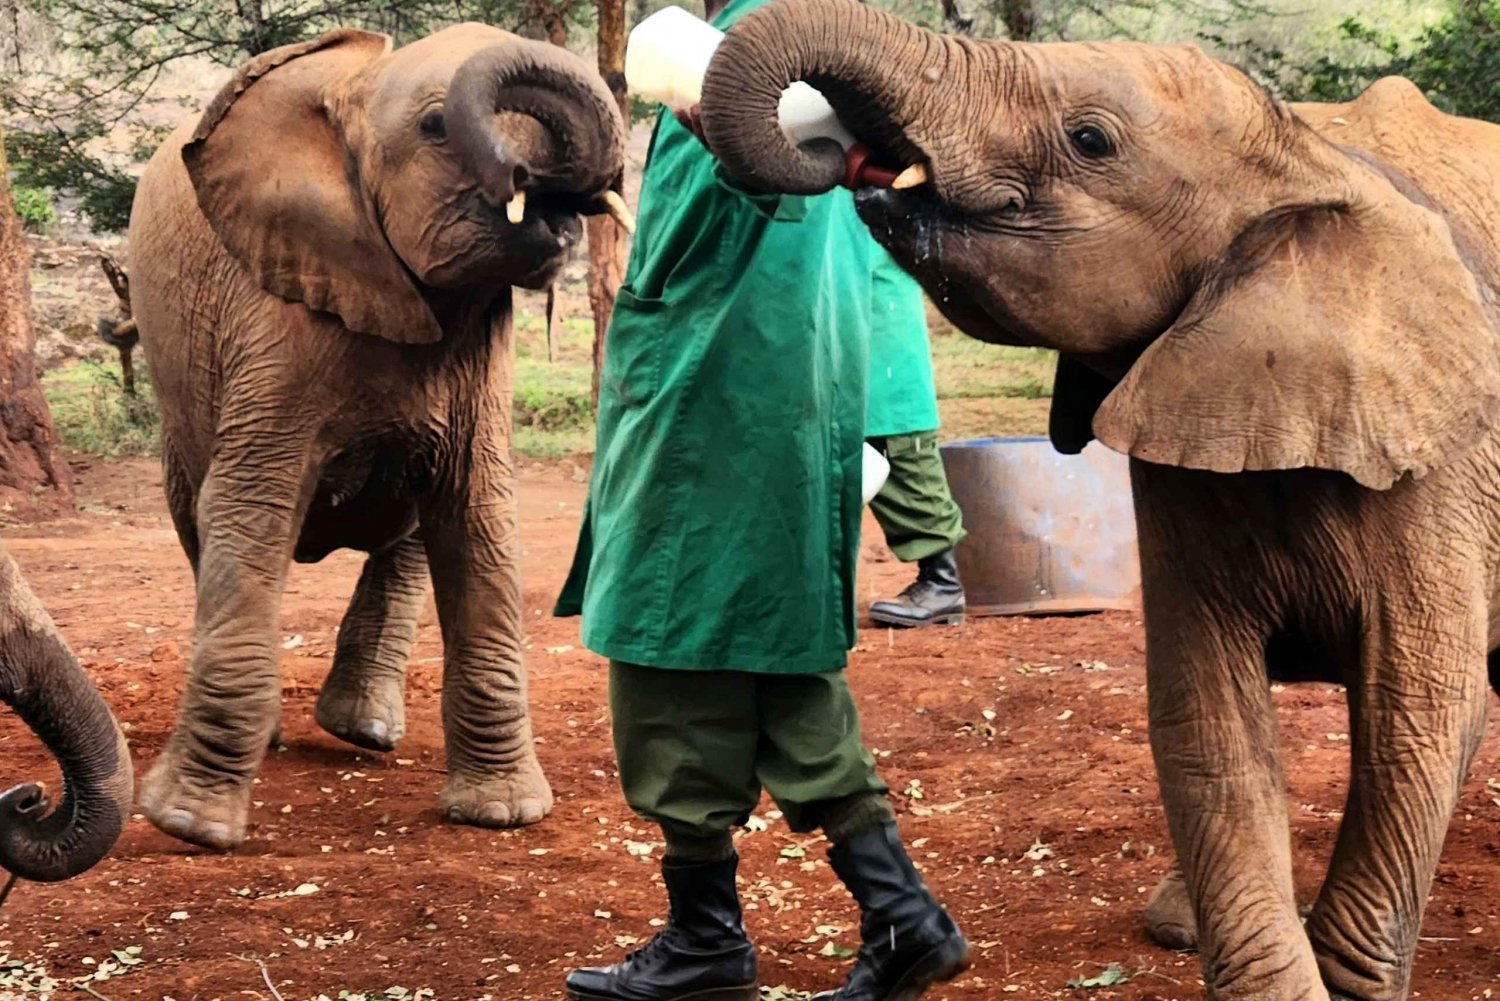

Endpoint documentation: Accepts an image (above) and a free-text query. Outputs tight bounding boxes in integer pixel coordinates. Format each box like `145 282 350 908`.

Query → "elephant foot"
1145 865 1197 952
138 747 250 850
440 760 553 828
315 676 406 752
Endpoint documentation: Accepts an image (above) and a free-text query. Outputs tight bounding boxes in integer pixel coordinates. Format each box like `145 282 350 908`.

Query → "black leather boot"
869 550 965 628
812 823 971 1001
565 855 758 1001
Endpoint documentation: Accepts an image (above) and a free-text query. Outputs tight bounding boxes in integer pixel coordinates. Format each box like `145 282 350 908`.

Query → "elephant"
0 544 132 882
698 1 1500 998
127 23 625 851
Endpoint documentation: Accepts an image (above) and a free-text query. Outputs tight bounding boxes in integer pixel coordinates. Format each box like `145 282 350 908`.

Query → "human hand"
673 104 708 147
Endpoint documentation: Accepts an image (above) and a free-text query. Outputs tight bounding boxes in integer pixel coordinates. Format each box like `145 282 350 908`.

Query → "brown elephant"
128 24 624 850
699 1 1500 998
0 544 132 881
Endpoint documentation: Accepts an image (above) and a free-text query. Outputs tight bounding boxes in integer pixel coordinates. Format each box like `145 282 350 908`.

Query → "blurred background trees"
0 0 1491 472
0 0 1490 235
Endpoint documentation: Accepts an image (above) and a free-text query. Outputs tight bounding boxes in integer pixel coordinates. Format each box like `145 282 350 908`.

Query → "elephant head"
700 0 1500 490
182 24 626 344
0 547 132 882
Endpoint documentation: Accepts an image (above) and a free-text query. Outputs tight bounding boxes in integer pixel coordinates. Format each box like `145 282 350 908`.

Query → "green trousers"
609 662 891 856
867 431 967 562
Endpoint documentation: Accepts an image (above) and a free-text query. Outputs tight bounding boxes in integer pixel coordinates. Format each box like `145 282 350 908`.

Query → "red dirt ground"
0 454 1496 1001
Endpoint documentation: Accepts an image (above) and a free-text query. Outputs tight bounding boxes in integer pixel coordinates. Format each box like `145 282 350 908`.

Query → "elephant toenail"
200 822 234 849
478 802 513 826
516 799 546 824
162 809 196 835
360 719 388 743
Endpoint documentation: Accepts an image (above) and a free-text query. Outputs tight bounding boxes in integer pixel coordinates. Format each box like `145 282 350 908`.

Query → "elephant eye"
420 110 447 141
1068 124 1113 159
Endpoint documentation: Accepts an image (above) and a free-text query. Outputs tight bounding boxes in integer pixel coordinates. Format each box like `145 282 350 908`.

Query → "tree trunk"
999 0 1034 40
0 122 73 514
940 0 973 34
587 0 628 410
538 0 572 47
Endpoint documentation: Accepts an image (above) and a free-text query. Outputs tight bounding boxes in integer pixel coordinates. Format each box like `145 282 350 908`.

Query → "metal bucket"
939 436 1141 616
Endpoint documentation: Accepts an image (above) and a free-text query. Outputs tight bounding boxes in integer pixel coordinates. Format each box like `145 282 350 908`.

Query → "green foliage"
41 361 161 457
1 0 597 235
511 355 595 457
4 124 141 232
1224 0 1500 123
514 357 594 432
10 183 54 232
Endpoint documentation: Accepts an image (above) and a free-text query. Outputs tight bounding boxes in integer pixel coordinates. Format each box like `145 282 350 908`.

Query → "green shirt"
866 251 939 438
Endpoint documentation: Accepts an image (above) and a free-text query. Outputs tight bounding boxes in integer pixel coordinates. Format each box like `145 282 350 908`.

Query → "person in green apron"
864 255 968 628
553 1 968 998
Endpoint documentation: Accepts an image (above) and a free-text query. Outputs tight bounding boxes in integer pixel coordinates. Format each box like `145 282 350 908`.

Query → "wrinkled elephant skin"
128 24 623 851
702 1 1500 998
0 544 132 882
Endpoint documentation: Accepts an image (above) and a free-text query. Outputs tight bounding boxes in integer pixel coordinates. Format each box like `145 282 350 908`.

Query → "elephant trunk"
447 40 625 208
0 549 131 883
701 0 971 195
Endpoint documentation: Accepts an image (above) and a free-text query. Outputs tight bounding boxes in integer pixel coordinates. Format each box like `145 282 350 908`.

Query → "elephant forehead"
1030 43 1242 121
377 23 518 90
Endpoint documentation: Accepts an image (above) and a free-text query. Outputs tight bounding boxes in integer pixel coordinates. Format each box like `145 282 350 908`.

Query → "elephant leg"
138 435 314 850
1144 862 1197 951
421 417 551 830
163 443 200 575
315 536 428 751
1305 591 1488 1001
1147 609 1326 1000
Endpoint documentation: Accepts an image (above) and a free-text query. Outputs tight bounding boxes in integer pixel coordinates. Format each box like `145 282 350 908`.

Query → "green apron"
865 251 940 438
553 0 880 674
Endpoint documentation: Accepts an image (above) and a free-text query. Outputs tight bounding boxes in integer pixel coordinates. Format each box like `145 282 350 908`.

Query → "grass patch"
34 300 1054 463
42 360 161 457
927 309 1055 441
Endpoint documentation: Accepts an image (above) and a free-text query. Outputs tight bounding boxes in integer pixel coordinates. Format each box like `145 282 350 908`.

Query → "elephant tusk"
891 163 930 190
599 190 636 235
506 190 527 225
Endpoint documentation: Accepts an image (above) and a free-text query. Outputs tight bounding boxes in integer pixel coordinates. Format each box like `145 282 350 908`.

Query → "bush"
11 184 56 233
1226 0 1500 124
4 126 139 234
41 361 161 457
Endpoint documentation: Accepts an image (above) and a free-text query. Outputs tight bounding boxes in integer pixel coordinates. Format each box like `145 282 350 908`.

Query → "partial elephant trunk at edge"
0 548 131 882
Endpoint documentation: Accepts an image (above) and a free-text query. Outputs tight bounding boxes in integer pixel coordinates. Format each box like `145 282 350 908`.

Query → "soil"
0 454 1496 1001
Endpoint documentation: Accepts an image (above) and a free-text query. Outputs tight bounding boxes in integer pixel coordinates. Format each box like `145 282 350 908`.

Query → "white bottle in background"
626 5 857 150
862 442 891 506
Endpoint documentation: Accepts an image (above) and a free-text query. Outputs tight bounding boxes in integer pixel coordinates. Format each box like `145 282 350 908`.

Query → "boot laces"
623 925 683 964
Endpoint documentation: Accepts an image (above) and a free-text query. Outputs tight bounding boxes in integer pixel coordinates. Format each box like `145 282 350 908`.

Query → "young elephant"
702 1 1500 998
0 545 132 882
129 24 625 850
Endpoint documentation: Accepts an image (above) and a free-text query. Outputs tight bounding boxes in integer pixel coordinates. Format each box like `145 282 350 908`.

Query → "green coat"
552 116 868 671
866 252 939 438
555 0 933 672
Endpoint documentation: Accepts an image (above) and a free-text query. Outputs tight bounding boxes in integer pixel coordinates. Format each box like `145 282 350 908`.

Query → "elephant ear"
1091 185 1500 489
183 30 443 344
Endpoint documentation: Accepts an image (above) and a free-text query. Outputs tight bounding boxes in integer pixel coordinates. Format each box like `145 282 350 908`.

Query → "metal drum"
939 436 1141 616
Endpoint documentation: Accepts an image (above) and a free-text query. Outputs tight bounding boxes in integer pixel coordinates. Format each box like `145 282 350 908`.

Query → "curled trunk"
0 548 132 881
700 0 966 194
447 39 625 207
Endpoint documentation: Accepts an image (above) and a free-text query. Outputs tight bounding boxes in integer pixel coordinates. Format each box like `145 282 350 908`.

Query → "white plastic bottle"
626 5 857 150
861 442 891 505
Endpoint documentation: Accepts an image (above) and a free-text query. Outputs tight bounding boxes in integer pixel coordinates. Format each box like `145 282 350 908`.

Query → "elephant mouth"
853 184 946 254
501 191 587 289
